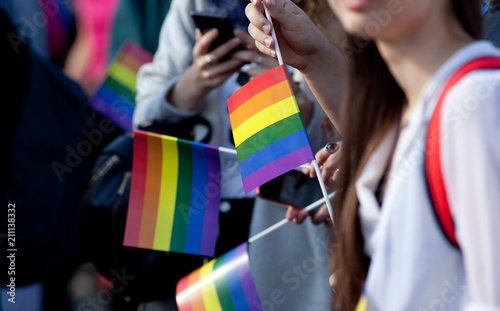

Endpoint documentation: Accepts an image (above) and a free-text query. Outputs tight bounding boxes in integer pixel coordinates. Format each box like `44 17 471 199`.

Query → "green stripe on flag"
103 76 137 104
236 113 305 163
213 255 237 311
170 140 193 252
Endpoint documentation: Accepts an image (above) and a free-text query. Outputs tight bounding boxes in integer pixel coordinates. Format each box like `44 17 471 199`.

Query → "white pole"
248 191 335 244
263 0 283 66
312 160 335 224
263 0 334 224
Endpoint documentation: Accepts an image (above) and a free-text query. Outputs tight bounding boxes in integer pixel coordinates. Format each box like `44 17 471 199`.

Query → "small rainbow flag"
355 294 368 311
123 130 221 257
176 242 263 311
89 41 153 131
227 64 315 194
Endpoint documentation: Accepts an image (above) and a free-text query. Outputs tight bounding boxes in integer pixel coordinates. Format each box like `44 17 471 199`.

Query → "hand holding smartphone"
190 11 245 61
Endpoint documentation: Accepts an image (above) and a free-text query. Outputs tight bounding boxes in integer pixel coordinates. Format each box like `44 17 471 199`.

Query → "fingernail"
264 37 272 47
262 24 271 34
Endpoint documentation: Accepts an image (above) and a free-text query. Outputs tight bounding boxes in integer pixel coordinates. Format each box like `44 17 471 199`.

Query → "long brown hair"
331 1 482 310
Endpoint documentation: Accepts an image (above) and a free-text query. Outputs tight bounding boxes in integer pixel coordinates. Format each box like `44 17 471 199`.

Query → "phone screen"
257 170 325 209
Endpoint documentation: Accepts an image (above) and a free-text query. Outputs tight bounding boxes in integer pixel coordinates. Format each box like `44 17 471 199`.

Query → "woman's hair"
295 0 346 45
331 1 482 310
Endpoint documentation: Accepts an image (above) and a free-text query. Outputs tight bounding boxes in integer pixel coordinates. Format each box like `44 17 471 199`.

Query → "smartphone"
257 170 325 209
190 11 244 61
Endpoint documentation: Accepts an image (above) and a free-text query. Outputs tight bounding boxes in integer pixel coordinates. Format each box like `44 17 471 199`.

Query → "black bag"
79 117 214 309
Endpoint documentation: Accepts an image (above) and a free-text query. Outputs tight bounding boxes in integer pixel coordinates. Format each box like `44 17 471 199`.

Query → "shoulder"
443 68 500 125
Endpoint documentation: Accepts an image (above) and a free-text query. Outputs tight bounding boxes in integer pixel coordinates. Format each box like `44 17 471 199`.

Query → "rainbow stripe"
355 295 368 311
227 65 314 194
123 130 221 257
176 242 262 311
89 41 153 131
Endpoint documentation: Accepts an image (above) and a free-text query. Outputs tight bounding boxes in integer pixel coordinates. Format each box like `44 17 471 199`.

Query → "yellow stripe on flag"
232 96 299 147
229 80 293 130
200 260 223 311
109 62 137 92
153 136 179 250
355 295 368 311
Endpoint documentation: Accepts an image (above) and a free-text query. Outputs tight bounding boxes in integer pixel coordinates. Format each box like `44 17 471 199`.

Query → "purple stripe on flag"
241 146 314 194
235 242 262 310
199 146 221 256
90 86 134 131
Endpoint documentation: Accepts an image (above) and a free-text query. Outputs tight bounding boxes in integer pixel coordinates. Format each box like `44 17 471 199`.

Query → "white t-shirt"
358 41 500 310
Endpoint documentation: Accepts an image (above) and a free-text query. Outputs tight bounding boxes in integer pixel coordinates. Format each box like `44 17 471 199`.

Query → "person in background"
247 0 500 310
134 0 347 309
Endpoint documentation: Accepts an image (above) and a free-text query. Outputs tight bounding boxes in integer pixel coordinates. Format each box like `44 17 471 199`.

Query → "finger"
247 23 276 58
286 206 300 221
315 148 332 166
199 59 246 86
209 36 243 63
295 209 309 224
301 164 311 176
245 2 272 36
311 204 330 225
193 28 219 57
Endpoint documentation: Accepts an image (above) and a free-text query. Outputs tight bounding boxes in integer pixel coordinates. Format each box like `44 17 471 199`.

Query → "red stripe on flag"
176 275 194 311
227 65 288 114
123 130 148 247
121 41 154 64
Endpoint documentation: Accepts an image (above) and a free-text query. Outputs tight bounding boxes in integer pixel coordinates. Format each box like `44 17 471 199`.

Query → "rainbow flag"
123 130 221 257
89 41 153 131
356 295 368 311
227 64 315 194
176 242 263 311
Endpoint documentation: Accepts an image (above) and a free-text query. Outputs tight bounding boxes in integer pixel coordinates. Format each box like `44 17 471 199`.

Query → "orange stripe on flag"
227 65 288 114
229 80 293 130
138 132 163 249
189 269 206 311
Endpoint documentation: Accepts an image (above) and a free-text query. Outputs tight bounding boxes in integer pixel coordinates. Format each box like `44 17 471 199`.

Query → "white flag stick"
312 160 335 224
263 0 284 66
248 191 335 244
263 0 335 225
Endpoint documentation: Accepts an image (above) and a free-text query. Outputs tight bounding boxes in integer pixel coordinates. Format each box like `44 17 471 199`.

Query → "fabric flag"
227 64 315 194
355 295 368 311
176 242 263 311
89 41 153 131
123 130 221 257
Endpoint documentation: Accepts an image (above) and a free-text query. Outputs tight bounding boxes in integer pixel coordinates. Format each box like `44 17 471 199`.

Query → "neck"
375 10 473 124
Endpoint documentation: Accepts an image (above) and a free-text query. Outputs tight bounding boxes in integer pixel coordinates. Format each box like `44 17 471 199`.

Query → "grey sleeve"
133 0 206 128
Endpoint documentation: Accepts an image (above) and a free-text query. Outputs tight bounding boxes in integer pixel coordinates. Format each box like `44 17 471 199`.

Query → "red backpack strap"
425 56 500 249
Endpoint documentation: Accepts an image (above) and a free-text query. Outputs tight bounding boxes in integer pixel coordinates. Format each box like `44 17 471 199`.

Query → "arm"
245 0 347 133
133 0 201 127
442 72 500 310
